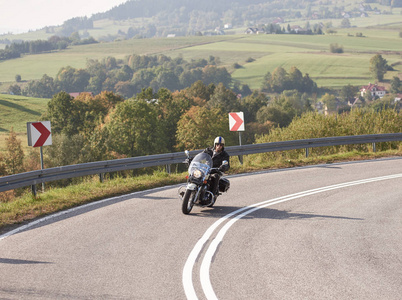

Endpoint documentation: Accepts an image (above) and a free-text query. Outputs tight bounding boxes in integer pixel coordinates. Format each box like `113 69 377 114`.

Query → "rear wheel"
182 189 196 214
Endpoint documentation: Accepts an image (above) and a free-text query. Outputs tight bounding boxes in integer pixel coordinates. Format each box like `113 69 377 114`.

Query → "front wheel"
182 189 196 214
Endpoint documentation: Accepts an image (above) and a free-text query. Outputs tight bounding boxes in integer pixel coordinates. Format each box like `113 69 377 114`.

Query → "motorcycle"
179 150 230 214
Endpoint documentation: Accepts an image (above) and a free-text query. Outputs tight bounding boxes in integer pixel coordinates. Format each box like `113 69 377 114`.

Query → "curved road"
1 158 401 299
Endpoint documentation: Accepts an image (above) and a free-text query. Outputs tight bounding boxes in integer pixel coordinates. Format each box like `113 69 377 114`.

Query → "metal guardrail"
0 133 401 193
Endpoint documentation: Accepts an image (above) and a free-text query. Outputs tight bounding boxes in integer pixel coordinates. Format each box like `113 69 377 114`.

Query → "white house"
360 83 386 98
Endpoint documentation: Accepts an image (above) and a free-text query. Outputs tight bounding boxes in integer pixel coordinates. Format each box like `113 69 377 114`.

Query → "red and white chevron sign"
229 112 245 131
27 121 52 147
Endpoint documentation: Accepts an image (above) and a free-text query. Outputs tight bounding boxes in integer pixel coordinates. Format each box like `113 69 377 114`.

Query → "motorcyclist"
203 136 230 201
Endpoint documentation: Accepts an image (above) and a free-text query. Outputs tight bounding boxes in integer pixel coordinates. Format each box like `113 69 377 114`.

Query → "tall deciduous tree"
103 99 167 157
340 84 359 103
369 54 388 82
175 106 232 150
43 91 76 136
207 83 240 112
202 65 231 88
155 88 192 152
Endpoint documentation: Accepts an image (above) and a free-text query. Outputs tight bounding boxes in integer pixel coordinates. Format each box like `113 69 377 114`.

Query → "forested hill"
89 0 399 35
92 0 270 20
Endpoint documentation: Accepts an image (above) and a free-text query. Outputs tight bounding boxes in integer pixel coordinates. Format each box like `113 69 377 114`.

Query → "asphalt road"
1 158 401 299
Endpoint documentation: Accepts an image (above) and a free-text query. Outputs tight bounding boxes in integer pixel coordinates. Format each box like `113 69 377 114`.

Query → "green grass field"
0 94 49 152
1 25 401 90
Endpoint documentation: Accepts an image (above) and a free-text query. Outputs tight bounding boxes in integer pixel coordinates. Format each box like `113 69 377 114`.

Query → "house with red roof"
360 83 386 98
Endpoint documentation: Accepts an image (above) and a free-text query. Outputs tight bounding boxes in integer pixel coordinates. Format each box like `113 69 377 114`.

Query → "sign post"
27 121 52 193
229 112 245 164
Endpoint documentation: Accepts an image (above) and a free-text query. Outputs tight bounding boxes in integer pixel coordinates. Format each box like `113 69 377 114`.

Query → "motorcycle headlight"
193 169 203 178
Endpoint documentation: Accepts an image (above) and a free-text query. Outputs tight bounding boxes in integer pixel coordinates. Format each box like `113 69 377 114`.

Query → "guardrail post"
372 142 376 153
31 184 37 197
166 164 171 174
305 147 309 158
99 173 104 183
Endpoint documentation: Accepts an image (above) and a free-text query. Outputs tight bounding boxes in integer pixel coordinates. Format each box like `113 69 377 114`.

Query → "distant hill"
1 0 399 42
92 0 269 20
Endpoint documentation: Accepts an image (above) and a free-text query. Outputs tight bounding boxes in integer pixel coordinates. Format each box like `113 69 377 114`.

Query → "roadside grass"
1 149 401 234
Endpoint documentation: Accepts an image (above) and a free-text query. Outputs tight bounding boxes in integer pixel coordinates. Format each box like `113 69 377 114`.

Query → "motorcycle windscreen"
188 152 212 175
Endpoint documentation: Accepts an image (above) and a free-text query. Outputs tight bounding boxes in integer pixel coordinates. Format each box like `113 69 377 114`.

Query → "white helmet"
214 136 225 145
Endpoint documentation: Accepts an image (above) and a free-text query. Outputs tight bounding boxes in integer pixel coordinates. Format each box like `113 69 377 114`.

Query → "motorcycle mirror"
185 150 189 157
222 160 228 165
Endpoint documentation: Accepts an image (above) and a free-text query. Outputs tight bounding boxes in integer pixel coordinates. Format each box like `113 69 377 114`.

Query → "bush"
232 62 242 69
330 43 344 53
254 109 402 160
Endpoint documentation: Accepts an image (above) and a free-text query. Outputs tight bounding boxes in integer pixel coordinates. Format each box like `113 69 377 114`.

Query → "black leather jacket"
203 147 230 172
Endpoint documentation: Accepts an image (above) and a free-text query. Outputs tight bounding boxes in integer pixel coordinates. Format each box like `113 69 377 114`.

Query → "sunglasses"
215 143 224 146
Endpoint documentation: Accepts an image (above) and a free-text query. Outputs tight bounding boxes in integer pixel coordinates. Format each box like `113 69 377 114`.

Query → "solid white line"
186 173 402 300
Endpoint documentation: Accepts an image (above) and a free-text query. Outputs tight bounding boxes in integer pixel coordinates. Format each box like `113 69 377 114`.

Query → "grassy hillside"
1 27 401 91
0 94 49 152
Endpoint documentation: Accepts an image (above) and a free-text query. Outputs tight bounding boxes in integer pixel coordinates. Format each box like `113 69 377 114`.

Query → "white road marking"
183 173 402 300
0 185 177 241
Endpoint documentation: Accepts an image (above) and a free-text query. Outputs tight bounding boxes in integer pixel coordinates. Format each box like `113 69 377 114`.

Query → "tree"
288 66 303 92
115 65 133 82
24 74 57 98
239 91 269 123
8 84 21 95
340 84 359 103
370 54 388 82
115 81 135 98
43 91 77 136
132 69 155 94
56 66 90 92
185 80 214 103
302 73 317 93
176 106 232 150
202 65 232 88
155 88 192 151
207 83 240 112
256 101 295 128
329 43 343 53
321 93 338 111
152 68 180 91
179 69 203 88
103 99 167 157
390 76 401 94
341 18 351 28
2 128 25 175
44 134 86 167
271 67 289 93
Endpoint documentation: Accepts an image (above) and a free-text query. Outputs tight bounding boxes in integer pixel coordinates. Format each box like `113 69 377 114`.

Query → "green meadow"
0 94 49 152
1 26 401 91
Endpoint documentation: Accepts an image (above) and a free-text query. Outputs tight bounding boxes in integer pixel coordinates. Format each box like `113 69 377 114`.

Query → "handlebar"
210 168 223 175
